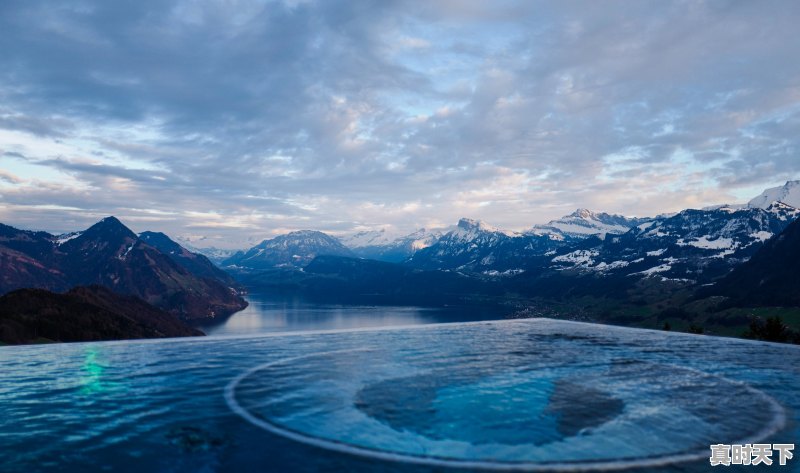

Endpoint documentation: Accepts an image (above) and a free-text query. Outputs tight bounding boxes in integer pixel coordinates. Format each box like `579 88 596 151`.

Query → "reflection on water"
198 293 511 336
80 347 105 395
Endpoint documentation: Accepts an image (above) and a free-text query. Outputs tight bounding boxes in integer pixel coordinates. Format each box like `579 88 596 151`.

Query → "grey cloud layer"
0 0 798 244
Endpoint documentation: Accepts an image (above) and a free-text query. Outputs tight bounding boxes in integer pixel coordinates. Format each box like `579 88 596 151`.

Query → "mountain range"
528 208 651 240
207 180 800 341
547 202 799 283
3 180 800 344
341 227 444 263
0 217 246 320
214 212 645 272
215 181 800 282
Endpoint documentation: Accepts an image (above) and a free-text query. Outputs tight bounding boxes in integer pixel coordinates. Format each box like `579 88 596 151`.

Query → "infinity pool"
1 319 798 472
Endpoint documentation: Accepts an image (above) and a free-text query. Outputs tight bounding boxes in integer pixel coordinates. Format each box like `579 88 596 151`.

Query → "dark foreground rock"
0 285 204 345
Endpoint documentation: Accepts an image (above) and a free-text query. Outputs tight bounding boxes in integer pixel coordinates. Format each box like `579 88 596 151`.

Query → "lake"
197 293 513 336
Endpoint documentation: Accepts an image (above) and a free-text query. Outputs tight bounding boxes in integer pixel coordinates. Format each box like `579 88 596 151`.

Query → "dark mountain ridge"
238 254 505 306
0 217 246 320
709 217 800 307
139 231 239 287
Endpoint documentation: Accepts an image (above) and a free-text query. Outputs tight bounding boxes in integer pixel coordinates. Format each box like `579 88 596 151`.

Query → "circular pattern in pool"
226 346 785 471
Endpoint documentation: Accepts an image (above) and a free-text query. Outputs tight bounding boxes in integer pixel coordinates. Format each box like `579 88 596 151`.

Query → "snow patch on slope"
631 264 672 277
750 231 773 242
552 249 599 266
54 232 82 245
680 236 734 250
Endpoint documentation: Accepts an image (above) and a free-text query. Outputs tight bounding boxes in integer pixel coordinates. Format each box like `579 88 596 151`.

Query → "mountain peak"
81 216 136 240
286 229 328 238
457 218 479 229
457 218 498 232
91 216 126 229
569 208 596 219
748 180 800 209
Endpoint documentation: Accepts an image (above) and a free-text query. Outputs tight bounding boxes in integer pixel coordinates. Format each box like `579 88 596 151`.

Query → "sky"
1 0 799 248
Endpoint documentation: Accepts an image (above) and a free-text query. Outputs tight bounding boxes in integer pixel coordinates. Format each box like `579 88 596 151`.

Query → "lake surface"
197 293 512 336
1 319 798 472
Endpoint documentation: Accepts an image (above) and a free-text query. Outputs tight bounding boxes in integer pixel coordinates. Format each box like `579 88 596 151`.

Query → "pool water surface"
1 319 798 472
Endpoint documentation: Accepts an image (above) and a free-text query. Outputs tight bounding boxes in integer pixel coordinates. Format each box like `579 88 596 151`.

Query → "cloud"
0 0 798 246
0 169 23 184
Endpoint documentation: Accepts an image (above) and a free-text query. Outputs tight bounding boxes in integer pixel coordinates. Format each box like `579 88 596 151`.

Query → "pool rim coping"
2 317 800 352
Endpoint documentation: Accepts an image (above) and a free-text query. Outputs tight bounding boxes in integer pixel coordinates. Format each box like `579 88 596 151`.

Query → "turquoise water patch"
432 372 561 446
355 370 564 447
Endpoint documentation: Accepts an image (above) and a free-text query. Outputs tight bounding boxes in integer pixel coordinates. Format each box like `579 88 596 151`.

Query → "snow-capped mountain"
172 236 243 265
223 230 354 269
529 209 650 240
344 227 446 263
405 183 800 279
748 180 800 209
401 227 447 251
178 243 238 265
451 218 517 238
338 229 397 248
549 202 800 283
406 218 566 272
